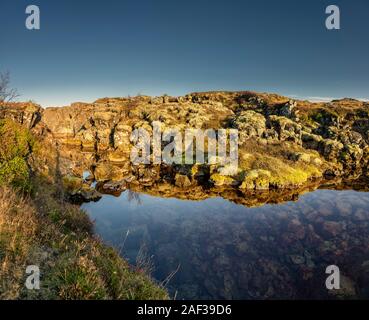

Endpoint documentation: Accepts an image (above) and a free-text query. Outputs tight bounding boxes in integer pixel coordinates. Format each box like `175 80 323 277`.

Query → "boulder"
231 110 266 143
210 173 236 186
240 170 271 190
175 174 192 188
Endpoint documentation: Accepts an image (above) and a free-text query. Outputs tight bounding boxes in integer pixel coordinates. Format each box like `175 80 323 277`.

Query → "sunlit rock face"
0 102 42 129
1 91 369 201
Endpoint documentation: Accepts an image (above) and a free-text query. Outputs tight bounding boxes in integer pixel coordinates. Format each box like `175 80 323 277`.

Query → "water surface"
82 188 369 299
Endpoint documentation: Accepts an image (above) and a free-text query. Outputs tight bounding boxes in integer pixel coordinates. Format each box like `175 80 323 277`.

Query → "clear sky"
0 0 368 107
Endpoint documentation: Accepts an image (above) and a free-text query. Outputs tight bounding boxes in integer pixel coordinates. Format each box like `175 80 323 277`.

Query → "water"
82 188 369 299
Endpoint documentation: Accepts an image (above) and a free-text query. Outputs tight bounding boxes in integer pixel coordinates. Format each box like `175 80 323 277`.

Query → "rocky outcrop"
1 91 369 199
0 102 42 129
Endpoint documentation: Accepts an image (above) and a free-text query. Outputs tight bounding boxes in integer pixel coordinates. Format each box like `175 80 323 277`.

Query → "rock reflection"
127 190 142 205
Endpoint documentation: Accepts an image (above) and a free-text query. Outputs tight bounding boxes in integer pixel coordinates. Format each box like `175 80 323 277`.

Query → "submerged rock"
289 254 305 265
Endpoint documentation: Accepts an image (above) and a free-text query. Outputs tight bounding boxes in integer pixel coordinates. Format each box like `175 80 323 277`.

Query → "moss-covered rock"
175 173 191 188
240 169 271 190
210 173 236 186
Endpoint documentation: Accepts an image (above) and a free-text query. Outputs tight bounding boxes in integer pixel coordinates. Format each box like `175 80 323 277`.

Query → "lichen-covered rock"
175 174 192 188
210 174 236 186
268 115 302 143
290 152 312 163
302 132 323 150
319 139 344 161
217 164 239 176
240 170 271 190
1 90 369 192
94 162 127 181
62 175 84 193
278 100 297 119
0 102 41 129
231 110 266 143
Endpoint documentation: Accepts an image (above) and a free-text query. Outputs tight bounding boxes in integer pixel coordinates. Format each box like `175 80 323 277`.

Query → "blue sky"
0 0 368 106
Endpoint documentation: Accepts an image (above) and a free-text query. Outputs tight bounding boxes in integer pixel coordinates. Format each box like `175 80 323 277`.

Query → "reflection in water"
82 189 369 299
127 190 142 205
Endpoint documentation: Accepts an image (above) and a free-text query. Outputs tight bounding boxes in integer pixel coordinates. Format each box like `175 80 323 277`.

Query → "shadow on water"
82 186 369 300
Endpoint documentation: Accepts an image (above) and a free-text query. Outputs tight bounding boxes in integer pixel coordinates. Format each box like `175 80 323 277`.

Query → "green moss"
268 164 321 188
0 119 36 160
210 173 235 186
309 109 339 125
238 147 323 190
240 169 270 190
0 156 30 190
0 119 35 192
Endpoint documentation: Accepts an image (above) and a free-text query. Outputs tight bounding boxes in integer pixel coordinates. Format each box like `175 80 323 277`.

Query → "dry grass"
0 118 167 300
0 187 38 298
0 180 168 300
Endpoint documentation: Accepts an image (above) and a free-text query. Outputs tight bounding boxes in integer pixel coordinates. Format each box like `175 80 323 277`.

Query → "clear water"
82 188 369 299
